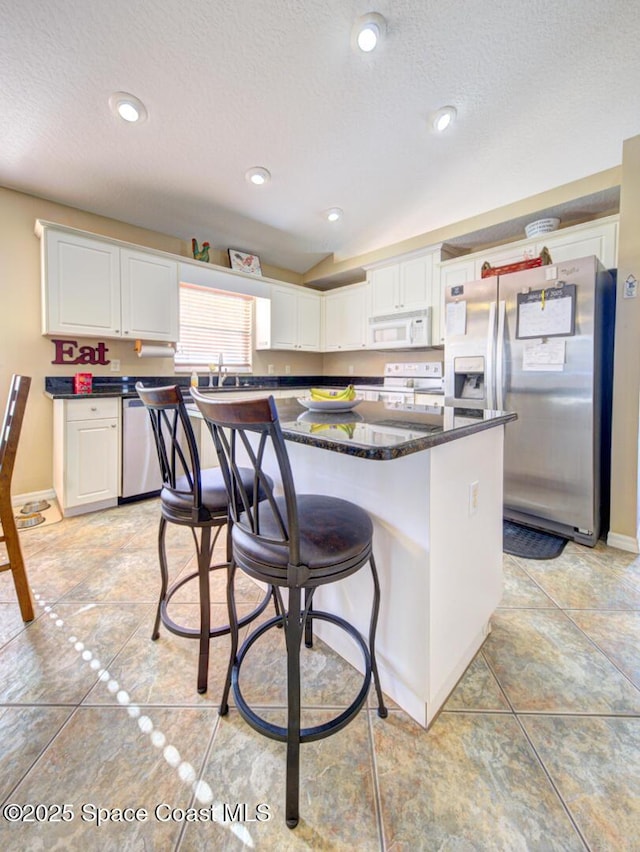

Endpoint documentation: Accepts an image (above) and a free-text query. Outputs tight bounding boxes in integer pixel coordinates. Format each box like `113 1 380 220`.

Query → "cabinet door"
341 287 367 349
65 418 119 507
323 291 345 350
44 230 120 336
270 286 297 349
323 287 367 351
437 259 477 345
369 265 399 315
120 249 178 341
538 220 618 269
400 255 431 311
296 291 321 350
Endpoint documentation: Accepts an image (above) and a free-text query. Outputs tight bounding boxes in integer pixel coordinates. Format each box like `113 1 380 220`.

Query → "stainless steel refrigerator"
444 255 615 546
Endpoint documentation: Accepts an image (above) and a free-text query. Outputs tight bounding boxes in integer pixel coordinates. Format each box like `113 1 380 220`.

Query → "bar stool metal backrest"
134 382 274 696
191 389 387 829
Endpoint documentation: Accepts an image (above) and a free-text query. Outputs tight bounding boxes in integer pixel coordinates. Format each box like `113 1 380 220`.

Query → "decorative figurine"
191 238 211 262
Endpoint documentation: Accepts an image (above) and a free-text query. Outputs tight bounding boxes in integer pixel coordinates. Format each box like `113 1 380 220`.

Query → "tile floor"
0 499 639 850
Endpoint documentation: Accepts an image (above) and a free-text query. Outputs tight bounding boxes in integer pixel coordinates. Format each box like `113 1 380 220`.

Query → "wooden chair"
0 375 34 622
192 390 387 828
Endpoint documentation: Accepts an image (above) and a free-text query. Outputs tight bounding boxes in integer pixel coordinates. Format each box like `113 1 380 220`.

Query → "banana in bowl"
309 384 356 402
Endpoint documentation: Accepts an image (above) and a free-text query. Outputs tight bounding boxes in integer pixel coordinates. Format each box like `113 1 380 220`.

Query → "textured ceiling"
1 0 638 275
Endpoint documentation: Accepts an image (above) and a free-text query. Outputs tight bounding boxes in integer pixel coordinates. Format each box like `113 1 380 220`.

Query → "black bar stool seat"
233 494 374 582
162 466 264 522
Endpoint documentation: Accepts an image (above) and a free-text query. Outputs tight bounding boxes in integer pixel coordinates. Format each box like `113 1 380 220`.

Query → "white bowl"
525 217 560 239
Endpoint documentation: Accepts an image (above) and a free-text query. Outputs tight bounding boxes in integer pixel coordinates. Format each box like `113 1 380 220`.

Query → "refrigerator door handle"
496 300 506 410
486 301 497 409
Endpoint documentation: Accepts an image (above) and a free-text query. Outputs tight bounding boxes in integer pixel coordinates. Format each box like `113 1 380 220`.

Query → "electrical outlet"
469 480 479 516
285 365 291 375
348 365 354 375
268 364 274 375
110 359 120 372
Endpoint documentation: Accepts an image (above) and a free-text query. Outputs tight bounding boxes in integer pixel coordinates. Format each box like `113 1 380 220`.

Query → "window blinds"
176 283 253 369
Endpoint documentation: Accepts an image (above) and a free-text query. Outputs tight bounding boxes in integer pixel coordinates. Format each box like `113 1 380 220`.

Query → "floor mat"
503 520 568 560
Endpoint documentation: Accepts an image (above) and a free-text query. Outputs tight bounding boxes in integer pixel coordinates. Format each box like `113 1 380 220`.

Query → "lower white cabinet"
322 282 368 351
53 398 120 516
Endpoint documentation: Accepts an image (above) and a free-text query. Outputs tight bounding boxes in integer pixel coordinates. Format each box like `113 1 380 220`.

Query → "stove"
356 362 444 403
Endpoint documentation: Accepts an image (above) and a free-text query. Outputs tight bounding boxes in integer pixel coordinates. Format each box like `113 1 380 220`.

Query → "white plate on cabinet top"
297 398 361 412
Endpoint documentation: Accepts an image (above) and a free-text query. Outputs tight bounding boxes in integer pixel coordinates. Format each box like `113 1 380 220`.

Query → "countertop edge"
280 411 517 460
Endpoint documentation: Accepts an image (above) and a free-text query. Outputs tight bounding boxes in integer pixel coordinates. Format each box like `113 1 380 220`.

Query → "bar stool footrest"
158 561 273 640
232 610 373 744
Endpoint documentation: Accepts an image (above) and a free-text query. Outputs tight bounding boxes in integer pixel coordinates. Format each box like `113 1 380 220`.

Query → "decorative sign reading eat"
51 339 110 365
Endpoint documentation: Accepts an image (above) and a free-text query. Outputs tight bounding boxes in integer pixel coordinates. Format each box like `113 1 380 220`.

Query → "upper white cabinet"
322 282 368 351
120 248 179 341
368 252 435 316
39 223 179 341
256 283 321 351
536 217 618 268
366 249 441 346
436 215 619 345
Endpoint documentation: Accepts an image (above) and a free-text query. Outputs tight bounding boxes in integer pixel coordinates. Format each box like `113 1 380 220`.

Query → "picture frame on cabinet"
228 249 262 276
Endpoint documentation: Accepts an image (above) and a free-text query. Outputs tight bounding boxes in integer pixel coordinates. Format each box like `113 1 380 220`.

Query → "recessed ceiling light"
245 167 271 186
325 207 343 223
109 92 147 123
431 105 457 133
351 12 386 53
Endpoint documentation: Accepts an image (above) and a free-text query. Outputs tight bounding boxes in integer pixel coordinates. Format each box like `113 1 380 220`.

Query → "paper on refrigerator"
522 339 566 371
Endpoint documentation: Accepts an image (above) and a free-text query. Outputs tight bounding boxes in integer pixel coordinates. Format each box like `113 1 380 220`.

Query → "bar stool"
135 383 275 695
192 390 387 828
0 375 34 622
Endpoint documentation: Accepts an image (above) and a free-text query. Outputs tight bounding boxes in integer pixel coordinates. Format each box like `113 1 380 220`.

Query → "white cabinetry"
437 216 619 344
53 398 120 516
538 217 618 268
368 252 434 315
119 248 179 341
366 249 441 345
322 282 368 351
256 283 321 351
39 223 179 342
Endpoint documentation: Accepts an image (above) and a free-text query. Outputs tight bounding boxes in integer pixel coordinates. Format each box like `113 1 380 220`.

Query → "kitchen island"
192 397 516 729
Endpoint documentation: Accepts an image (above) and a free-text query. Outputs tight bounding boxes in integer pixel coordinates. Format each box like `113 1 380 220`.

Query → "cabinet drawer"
65 398 120 421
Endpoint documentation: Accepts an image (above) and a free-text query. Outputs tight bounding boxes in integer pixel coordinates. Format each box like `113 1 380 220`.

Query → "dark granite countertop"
189 397 517 461
44 375 382 400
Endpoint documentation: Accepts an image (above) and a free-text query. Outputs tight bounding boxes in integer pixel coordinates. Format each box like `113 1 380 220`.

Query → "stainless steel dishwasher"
121 398 163 500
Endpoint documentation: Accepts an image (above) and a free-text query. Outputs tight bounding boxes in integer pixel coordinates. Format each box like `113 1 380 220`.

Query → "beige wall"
609 137 640 546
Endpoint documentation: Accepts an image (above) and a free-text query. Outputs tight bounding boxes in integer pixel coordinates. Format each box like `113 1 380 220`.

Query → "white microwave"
368 308 432 349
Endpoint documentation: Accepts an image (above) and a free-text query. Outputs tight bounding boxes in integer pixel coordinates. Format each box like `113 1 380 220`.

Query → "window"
176 283 253 370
